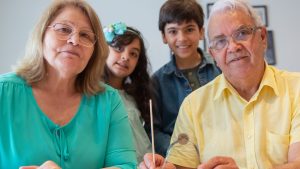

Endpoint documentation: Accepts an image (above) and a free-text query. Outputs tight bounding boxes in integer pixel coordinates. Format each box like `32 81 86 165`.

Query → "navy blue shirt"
150 48 221 156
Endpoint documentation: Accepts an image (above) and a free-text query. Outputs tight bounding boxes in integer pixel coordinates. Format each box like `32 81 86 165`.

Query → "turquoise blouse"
0 73 137 169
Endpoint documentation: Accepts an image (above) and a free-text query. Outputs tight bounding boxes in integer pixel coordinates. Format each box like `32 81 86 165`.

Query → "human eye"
211 37 227 50
79 31 95 42
167 29 177 36
54 24 72 34
130 51 139 59
112 46 124 53
234 28 252 41
186 27 195 33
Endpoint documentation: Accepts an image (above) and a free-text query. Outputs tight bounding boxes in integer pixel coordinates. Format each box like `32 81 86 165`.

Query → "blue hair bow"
103 22 127 43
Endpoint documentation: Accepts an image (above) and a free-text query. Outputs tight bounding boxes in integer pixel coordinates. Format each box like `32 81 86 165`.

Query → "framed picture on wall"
265 30 276 65
253 5 268 26
206 3 214 18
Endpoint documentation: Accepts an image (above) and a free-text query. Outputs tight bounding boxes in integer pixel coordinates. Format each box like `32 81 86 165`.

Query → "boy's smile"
162 20 204 69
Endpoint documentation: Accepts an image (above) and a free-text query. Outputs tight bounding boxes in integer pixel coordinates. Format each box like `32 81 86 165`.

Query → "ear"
161 32 168 44
260 27 268 48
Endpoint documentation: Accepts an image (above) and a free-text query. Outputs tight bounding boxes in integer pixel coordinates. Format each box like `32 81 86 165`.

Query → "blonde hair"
15 0 108 95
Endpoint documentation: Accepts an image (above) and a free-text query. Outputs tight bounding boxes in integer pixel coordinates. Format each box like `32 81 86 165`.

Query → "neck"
34 74 78 96
227 65 265 101
176 52 202 70
107 75 124 90
230 80 260 101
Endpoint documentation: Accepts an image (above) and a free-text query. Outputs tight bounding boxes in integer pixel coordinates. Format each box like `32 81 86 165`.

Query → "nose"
177 31 187 41
226 37 241 52
67 32 80 46
121 52 129 61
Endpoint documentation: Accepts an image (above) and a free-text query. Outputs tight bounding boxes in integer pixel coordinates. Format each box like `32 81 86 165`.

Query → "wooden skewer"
149 99 156 166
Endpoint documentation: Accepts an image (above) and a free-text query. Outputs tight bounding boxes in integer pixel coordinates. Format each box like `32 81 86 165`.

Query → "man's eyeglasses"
209 26 261 51
48 23 97 48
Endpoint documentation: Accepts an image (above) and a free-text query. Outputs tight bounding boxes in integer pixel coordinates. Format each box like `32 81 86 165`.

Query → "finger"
146 153 168 169
144 154 154 168
164 162 176 169
139 162 148 169
145 153 164 169
198 156 235 169
39 161 61 169
19 166 38 169
214 164 239 169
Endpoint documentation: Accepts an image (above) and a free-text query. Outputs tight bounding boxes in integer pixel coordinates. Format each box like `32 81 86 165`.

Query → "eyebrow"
212 24 253 39
186 24 197 28
212 34 226 40
57 20 93 32
165 26 177 31
132 48 140 53
166 24 197 32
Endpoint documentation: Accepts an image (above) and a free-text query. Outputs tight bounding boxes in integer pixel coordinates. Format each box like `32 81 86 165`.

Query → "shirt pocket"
266 130 289 165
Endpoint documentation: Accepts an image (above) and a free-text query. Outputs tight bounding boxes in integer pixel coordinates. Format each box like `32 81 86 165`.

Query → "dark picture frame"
253 5 268 27
206 3 214 18
265 30 276 65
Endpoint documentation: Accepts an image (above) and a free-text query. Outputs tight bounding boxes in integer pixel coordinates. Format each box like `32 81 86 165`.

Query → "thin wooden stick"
149 99 156 166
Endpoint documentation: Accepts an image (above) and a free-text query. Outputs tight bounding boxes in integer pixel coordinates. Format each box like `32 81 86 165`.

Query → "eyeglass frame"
208 25 262 52
47 23 98 48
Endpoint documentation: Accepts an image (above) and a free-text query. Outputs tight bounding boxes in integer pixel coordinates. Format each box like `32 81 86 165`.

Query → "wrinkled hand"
198 156 239 169
139 153 175 169
19 160 61 169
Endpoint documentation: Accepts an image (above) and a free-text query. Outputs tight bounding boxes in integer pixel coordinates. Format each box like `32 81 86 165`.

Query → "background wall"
0 0 299 74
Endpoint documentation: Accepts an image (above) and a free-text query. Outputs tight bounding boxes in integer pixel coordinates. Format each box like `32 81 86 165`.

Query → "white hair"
207 0 263 38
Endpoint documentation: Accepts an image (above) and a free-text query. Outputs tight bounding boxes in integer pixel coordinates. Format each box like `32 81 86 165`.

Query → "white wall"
1 0 300 74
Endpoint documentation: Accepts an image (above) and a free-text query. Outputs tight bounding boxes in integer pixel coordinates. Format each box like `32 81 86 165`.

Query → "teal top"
0 73 137 169
118 90 151 163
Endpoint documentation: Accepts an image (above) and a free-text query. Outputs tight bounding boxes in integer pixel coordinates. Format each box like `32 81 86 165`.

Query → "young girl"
103 22 152 162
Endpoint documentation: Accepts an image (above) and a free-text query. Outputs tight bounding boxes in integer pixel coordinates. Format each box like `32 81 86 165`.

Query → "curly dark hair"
103 26 152 123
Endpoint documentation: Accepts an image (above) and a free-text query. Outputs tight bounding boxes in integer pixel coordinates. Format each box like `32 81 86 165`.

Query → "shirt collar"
256 64 279 96
162 48 216 75
214 64 279 101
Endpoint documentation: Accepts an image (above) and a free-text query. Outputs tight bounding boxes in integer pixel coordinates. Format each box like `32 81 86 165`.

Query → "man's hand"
198 156 239 169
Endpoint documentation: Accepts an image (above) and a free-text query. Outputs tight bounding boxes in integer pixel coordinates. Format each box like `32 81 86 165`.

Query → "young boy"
151 0 221 156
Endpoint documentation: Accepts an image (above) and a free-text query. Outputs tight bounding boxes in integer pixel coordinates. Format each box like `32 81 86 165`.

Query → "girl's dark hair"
103 26 152 123
158 0 204 33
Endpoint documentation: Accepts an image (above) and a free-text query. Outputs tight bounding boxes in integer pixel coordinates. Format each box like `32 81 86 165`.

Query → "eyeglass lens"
50 23 97 47
209 26 259 51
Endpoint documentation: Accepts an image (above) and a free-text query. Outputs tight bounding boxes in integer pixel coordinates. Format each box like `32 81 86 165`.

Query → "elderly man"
140 0 300 169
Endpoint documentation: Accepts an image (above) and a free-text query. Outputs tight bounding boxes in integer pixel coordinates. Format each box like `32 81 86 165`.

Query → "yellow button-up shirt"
168 65 300 169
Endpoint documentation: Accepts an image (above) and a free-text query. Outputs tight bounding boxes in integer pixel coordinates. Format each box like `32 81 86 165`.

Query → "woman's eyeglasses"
48 23 97 48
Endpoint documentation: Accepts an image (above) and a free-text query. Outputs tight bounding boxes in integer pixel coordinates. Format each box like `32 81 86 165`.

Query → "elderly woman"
0 0 137 169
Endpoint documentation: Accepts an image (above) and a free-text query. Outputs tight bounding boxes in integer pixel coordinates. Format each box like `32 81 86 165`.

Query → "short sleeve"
290 100 300 144
167 97 200 168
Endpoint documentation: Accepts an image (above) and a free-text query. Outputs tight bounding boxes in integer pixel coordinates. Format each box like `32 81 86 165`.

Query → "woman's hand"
19 160 61 169
139 153 176 169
